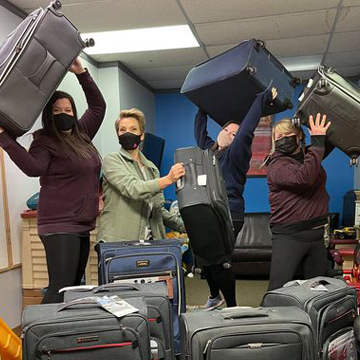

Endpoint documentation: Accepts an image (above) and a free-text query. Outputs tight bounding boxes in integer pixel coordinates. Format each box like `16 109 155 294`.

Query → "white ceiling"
5 0 360 90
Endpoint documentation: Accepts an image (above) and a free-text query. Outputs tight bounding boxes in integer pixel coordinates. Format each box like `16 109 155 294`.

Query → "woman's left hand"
271 87 277 101
70 57 86 75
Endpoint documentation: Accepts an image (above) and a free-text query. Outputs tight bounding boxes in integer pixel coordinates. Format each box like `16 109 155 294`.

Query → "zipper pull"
212 155 216 166
120 324 126 332
203 339 211 354
46 350 52 360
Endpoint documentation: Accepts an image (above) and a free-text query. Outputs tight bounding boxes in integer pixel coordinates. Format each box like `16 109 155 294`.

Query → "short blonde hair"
270 118 303 153
115 108 145 133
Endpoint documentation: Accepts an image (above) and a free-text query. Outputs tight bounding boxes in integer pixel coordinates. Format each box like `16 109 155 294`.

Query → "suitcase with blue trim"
63 282 174 360
262 277 357 359
181 38 298 126
96 239 185 355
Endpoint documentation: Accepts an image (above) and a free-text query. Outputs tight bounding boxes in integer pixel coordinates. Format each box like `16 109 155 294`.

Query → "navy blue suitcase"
181 38 298 126
96 239 185 355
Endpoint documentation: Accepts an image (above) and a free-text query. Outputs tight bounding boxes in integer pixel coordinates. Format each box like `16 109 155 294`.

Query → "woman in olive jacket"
97 108 185 242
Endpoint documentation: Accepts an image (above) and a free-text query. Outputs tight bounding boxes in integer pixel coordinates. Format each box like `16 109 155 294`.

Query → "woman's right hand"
0 126 4 134
309 113 331 136
159 163 185 189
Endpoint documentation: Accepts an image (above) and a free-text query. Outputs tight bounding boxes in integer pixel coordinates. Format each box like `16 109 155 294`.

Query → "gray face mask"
275 135 299 154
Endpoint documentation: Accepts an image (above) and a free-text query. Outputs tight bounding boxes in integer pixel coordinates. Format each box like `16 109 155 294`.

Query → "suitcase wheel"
350 157 359 167
290 77 302 86
84 38 95 48
51 0 62 10
246 66 257 76
254 39 266 50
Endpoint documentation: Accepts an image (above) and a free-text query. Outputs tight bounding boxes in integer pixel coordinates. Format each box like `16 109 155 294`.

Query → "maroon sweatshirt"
0 70 106 235
267 135 329 232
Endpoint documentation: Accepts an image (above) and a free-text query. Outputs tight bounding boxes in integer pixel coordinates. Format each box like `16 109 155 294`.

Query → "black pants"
203 220 244 307
40 233 90 304
267 228 327 291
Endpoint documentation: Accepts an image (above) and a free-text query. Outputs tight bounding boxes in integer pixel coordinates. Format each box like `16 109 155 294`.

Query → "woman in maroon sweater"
266 113 331 291
0 58 106 303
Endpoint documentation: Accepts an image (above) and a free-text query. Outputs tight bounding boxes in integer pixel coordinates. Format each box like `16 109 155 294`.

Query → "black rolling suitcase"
295 65 360 165
175 147 234 265
0 0 93 137
22 297 151 360
262 277 357 359
181 38 298 126
63 282 174 360
180 306 315 360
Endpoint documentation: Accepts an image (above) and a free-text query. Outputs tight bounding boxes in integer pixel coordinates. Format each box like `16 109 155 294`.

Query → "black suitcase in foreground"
175 147 235 265
262 277 357 359
22 297 151 360
180 306 315 360
63 282 174 360
181 38 298 126
0 0 93 137
295 65 360 165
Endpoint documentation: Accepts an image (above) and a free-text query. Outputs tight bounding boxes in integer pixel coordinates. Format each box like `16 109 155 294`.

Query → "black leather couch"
231 213 272 278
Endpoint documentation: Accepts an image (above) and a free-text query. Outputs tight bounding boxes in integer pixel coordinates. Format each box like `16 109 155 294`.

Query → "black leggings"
267 229 327 291
40 233 90 304
203 220 244 307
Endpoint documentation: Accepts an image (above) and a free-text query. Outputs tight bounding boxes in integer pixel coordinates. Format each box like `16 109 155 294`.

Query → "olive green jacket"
97 147 185 242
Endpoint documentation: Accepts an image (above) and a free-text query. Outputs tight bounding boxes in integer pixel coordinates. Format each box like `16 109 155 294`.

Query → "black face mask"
275 135 299 154
118 132 142 150
53 113 76 131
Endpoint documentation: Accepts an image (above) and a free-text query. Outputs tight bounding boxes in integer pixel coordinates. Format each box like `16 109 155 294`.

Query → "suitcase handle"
58 298 103 312
221 308 269 319
94 283 140 293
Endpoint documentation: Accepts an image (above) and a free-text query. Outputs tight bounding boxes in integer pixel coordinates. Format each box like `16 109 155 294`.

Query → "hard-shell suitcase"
262 277 357 359
0 0 93 137
63 282 174 360
180 306 315 360
181 38 298 126
295 65 360 165
22 297 151 360
175 147 235 265
96 239 185 355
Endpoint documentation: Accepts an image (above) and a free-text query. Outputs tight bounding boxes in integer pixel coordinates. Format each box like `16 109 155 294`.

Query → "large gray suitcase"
262 277 357 359
63 282 174 360
175 147 234 265
180 306 315 360
295 65 360 165
0 0 93 137
22 297 151 360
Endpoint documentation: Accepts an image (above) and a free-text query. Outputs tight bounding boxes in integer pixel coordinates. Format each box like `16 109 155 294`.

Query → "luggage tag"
197 174 207 186
95 295 139 317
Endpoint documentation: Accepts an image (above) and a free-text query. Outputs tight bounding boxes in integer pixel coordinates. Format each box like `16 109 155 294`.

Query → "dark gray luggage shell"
262 277 357 358
295 65 360 164
22 297 151 360
63 282 174 360
180 306 315 360
0 1 92 136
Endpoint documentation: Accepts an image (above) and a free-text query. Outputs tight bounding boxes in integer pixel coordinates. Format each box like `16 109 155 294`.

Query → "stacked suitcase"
175 147 235 265
0 0 93 137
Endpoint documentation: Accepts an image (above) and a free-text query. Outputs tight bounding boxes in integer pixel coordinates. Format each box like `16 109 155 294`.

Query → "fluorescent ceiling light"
279 55 323 72
82 25 199 55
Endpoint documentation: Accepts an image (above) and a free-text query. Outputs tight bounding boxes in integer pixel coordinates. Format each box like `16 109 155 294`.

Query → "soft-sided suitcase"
96 239 185 355
175 147 234 265
262 277 357 359
181 38 298 126
22 297 150 360
295 65 360 165
180 306 315 360
63 282 174 360
0 0 93 137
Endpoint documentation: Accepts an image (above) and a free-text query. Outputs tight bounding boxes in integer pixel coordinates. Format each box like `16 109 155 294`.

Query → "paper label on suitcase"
327 329 356 360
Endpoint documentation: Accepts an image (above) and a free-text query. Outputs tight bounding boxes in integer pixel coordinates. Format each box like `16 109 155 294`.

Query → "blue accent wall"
155 87 354 224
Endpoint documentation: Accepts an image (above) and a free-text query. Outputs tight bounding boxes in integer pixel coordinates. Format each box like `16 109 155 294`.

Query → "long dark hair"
34 91 99 159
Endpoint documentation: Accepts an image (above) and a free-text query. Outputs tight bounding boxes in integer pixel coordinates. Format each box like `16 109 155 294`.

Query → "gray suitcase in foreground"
63 282 174 360
0 1 93 137
22 297 151 360
295 65 360 165
180 306 315 360
262 277 357 359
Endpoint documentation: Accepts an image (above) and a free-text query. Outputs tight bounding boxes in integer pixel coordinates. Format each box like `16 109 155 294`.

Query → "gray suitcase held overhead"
63 282 174 360
22 297 151 360
0 0 94 137
180 306 315 360
262 277 357 359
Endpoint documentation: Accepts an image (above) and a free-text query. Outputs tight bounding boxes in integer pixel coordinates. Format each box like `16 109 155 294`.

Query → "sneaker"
202 295 225 311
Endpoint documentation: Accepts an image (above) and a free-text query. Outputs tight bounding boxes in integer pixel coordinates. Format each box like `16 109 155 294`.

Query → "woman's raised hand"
309 113 331 136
